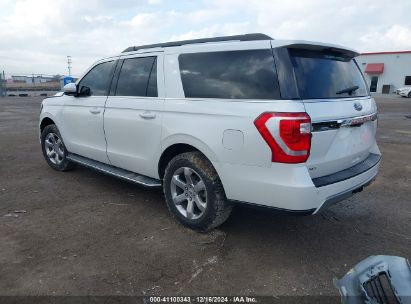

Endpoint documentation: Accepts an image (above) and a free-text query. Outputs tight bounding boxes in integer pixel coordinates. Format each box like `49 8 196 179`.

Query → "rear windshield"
289 49 368 99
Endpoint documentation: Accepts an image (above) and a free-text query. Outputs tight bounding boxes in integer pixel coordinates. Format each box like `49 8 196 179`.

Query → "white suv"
39 33 381 231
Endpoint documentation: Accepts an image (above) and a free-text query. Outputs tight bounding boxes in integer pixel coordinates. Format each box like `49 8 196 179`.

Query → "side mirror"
79 86 91 97
63 83 77 95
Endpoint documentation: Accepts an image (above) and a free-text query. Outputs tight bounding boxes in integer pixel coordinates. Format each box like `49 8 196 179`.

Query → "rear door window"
288 49 368 99
115 56 157 97
178 50 281 99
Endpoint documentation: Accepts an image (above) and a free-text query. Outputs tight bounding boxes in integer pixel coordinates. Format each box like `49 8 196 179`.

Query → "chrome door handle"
140 111 156 119
90 107 101 114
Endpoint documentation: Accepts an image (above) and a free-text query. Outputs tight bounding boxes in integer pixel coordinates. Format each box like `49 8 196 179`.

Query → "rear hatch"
272 43 378 179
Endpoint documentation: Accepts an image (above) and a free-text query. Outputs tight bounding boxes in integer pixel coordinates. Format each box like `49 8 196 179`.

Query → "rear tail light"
254 112 311 163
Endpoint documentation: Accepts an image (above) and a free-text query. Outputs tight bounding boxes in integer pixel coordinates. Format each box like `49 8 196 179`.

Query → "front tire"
163 152 232 231
41 124 75 171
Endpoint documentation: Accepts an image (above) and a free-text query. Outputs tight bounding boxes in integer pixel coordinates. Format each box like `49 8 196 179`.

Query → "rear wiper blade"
336 85 359 95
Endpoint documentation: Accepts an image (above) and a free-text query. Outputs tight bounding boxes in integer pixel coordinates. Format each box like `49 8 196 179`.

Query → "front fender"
39 112 59 141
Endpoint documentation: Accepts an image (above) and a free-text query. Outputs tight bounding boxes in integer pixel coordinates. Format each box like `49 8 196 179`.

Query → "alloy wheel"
44 133 64 165
170 167 207 219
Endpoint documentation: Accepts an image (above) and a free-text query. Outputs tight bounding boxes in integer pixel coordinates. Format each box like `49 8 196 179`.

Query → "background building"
5 74 61 96
11 75 58 84
357 51 411 94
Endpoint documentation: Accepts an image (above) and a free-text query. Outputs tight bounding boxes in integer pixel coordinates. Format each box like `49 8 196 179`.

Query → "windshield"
289 49 368 99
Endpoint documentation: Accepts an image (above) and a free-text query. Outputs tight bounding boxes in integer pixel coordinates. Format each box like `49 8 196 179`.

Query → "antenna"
67 56 72 76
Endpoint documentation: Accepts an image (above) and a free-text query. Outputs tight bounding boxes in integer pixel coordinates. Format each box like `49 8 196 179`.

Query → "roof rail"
122 33 273 53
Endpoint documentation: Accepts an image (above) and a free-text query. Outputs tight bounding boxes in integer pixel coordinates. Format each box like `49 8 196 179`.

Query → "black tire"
41 124 75 171
163 151 232 231
408 92 411 98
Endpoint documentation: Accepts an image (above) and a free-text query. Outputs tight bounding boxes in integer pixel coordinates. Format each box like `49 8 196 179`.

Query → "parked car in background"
397 87 411 98
39 33 381 231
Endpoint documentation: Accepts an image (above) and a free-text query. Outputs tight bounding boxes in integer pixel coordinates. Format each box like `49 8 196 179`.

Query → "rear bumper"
313 168 377 214
312 153 380 187
217 153 381 213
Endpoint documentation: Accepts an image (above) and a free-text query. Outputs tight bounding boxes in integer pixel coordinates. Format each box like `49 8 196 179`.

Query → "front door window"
78 61 114 96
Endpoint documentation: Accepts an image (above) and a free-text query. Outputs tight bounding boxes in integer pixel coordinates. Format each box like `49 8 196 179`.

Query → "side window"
178 50 281 99
405 76 411 85
78 61 114 96
115 56 157 97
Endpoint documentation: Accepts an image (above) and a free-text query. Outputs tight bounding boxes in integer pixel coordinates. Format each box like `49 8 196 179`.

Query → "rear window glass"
178 50 281 99
289 49 368 99
116 56 157 97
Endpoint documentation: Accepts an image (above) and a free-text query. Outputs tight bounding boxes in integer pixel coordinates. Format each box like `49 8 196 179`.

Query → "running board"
66 154 162 188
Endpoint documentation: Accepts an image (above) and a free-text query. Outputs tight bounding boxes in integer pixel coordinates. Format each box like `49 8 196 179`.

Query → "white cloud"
147 0 163 4
207 0 411 51
0 0 410 76
170 22 251 41
359 25 411 51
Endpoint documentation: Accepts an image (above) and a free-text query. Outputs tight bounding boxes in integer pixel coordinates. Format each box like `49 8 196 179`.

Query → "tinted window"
405 76 411 85
116 57 157 97
78 61 114 96
179 50 280 99
289 49 368 99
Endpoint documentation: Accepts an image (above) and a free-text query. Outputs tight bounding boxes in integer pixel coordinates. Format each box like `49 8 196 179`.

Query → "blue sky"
1 0 411 76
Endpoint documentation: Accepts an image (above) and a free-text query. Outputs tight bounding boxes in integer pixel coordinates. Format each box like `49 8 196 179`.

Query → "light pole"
67 56 72 76
0 70 5 97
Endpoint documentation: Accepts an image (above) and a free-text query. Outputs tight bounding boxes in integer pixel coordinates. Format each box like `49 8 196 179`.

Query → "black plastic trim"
312 153 381 188
229 200 315 215
107 59 121 96
122 33 273 53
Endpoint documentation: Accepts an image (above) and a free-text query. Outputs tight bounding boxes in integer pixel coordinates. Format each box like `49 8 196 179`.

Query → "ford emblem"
354 102 363 111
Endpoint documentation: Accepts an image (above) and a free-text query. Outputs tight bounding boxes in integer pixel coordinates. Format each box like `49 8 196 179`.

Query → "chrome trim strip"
301 96 371 103
312 112 377 132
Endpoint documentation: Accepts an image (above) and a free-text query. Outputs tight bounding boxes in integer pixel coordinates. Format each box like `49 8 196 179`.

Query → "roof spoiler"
284 43 359 58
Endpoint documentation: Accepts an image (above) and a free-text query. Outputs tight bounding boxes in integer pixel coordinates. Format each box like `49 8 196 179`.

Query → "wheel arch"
157 135 221 180
40 116 56 133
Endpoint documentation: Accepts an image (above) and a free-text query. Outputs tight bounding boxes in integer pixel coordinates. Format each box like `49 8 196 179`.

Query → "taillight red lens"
254 112 311 163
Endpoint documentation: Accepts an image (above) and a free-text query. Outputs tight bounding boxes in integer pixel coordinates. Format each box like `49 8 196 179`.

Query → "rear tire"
163 151 232 231
41 124 75 171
